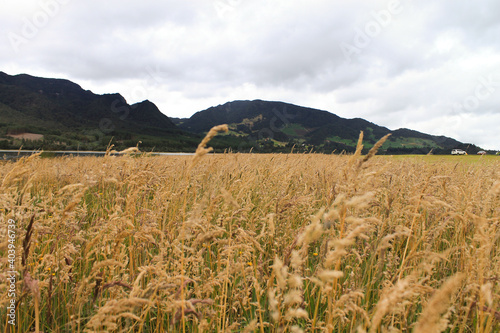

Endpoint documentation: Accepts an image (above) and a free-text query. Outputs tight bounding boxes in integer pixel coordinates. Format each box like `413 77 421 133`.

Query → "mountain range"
0 71 484 154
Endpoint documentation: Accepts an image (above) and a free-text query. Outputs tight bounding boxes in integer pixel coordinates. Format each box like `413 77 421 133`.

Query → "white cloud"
1 0 499 149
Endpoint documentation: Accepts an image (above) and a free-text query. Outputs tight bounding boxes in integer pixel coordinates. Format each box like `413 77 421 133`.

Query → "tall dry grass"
0 132 499 332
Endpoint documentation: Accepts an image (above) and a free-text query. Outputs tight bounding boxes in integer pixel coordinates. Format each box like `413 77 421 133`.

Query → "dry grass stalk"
191 124 228 168
21 214 35 272
23 271 41 333
119 146 140 155
172 299 213 324
414 273 465 333
369 277 415 332
361 134 391 164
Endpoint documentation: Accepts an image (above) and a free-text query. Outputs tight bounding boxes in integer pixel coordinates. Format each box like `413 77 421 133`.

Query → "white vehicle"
477 151 486 155
451 149 467 155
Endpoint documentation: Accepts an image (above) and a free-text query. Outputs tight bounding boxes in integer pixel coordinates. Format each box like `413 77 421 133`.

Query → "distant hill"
0 72 484 154
0 71 201 151
178 100 478 154
0 71 179 131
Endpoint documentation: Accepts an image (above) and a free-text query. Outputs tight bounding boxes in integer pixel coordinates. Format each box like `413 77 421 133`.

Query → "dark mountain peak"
391 128 461 146
392 128 426 137
130 99 163 114
0 71 88 96
0 71 178 138
128 99 176 129
177 99 473 154
134 99 154 106
183 99 344 134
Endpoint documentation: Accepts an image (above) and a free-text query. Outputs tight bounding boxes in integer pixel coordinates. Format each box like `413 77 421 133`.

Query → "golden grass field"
0 130 499 332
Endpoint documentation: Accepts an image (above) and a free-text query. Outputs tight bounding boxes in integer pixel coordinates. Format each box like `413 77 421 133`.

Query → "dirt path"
7 133 44 140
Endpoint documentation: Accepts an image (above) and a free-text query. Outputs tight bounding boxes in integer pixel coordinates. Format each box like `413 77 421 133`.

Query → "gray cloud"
1 0 499 149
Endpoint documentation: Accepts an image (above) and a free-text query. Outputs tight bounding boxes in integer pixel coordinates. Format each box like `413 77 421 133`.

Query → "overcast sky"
1 0 499 149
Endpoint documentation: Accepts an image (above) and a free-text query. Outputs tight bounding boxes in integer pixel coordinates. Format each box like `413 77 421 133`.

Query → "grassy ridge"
0 150 499 332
